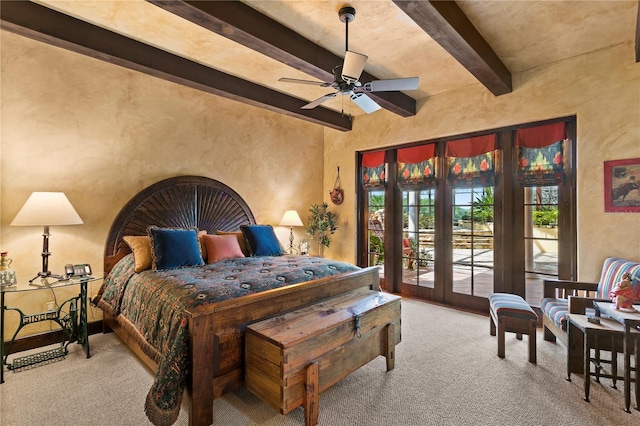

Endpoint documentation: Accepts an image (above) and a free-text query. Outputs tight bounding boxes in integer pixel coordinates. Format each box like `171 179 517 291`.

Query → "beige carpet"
1 297 639 426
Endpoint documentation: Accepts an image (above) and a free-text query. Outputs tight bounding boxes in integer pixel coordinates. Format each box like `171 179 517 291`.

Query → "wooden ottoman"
245 290 401 426
489 293 538 363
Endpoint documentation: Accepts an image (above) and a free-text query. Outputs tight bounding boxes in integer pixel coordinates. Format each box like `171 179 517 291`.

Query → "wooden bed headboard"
104 175 256 275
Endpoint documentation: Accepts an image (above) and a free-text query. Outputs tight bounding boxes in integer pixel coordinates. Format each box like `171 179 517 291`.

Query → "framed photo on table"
604 157 640 212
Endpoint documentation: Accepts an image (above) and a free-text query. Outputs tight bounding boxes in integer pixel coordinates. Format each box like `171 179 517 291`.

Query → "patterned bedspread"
96 254 360 425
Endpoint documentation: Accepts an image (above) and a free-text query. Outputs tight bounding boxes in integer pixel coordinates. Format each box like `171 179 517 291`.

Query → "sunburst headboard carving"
104 176 255 274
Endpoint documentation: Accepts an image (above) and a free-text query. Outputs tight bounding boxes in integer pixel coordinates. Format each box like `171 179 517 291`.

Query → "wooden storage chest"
245 290 401 425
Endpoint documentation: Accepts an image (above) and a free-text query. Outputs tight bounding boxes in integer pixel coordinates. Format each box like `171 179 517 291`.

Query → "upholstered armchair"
540 257 640 346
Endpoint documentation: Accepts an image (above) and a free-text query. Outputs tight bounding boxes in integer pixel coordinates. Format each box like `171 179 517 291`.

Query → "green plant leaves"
306 202 338 248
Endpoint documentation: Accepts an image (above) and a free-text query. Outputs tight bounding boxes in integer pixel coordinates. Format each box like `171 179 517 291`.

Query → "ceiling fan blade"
279 77 331 87
301 92 338 109
341 51 368 84
350 92 381 114
362 77 419 92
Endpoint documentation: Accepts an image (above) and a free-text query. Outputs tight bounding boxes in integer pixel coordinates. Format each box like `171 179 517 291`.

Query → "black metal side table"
0 275 101 383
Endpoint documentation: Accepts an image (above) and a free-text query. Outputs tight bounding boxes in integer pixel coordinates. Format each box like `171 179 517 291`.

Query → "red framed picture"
604 158 640 212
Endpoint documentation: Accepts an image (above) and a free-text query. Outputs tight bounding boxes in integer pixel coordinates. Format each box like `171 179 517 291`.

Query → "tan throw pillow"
215 230 251 256
198 230 208 261
123 235 153 273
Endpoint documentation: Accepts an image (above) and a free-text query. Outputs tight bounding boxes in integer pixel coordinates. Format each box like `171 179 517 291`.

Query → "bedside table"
0 275 101 383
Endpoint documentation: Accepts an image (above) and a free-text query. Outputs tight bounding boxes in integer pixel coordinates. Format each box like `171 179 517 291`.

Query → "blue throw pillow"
148 227 204 270
241 225 283 257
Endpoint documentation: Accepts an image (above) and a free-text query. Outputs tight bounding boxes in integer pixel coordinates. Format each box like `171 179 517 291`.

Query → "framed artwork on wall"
604 157 640 212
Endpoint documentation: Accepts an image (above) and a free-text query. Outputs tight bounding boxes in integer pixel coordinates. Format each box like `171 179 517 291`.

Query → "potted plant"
306 203 338 257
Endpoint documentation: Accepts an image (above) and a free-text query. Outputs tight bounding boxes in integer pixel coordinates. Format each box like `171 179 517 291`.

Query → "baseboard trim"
3 320 104 355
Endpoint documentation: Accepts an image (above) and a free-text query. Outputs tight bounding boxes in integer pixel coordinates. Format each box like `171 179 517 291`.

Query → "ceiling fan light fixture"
342 51 368 84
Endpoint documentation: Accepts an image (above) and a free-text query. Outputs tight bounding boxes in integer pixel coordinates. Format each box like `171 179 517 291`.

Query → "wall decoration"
604 157 640 212
330 166 344 205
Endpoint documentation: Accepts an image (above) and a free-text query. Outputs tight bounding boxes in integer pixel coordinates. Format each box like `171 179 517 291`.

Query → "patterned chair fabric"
540 298 571 331
595 257 640 299
489 293 537 320
541 257 640 332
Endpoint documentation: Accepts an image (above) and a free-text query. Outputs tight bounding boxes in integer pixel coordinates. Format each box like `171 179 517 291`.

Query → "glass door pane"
402 189 436 287
367 191 385 276
524 186 559 306
451 187 494 298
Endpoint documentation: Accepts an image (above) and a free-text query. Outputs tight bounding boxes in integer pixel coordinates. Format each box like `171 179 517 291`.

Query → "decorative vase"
0 251 17 287
0 252 11 270
318 243 324 258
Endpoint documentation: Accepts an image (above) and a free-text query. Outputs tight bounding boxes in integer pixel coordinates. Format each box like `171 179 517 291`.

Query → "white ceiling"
33 0 639 118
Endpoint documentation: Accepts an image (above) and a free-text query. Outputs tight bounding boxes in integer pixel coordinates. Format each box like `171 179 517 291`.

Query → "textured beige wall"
325 41 640 282
0 31 324 334
2 33 639 337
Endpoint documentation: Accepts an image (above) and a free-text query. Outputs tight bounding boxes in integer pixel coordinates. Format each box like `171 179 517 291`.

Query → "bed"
96 176 379 426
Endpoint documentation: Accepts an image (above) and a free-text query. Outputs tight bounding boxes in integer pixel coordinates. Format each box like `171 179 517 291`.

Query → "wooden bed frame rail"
103 266 380 426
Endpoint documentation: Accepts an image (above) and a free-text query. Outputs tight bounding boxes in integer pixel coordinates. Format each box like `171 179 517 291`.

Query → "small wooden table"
245 290 401 426
566 313 625 402
594 302 640 412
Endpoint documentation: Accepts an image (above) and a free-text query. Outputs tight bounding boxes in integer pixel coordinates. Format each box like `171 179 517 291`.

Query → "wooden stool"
489 293 538 363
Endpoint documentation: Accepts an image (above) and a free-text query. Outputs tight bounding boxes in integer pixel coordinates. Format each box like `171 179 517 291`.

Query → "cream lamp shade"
280 210 303 254
11 192 83 284
279 210 303 227
11 192 83 226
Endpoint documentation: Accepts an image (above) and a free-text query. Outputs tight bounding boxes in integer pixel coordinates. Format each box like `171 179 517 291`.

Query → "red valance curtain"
516 123 567 187
446 135 497 188
516 122 566 148
446 134 496 157
361 151 387 190
397 144 436 190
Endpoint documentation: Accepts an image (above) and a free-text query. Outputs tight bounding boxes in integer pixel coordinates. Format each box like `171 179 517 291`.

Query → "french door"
397 185 496 311
357 118 576 313
450 186 495 300
401 189 436 290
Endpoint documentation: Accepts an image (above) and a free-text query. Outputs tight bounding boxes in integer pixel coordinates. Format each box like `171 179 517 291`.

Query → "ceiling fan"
279 6 419 114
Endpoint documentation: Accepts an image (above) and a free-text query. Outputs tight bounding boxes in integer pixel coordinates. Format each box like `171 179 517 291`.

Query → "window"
402 189 436 287
367 190 385 272
452 186 494 298
524 186 559 303
362 150 387 275
515 122 572 305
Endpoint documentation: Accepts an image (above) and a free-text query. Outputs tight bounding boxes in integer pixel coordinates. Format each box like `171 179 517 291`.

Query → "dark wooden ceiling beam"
393 0 512 96
148 0 416 117
0 1 352 131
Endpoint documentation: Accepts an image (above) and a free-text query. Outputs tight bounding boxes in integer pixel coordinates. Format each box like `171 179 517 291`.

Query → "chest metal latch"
354 314 362 338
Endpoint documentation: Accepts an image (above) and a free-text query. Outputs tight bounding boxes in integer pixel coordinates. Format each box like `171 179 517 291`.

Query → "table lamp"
11 192 83 285
279 210 303 254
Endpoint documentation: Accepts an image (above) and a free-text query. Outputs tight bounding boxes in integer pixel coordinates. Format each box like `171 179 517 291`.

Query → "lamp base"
28 226 65 286
28 271 64 287
287 227 297 255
